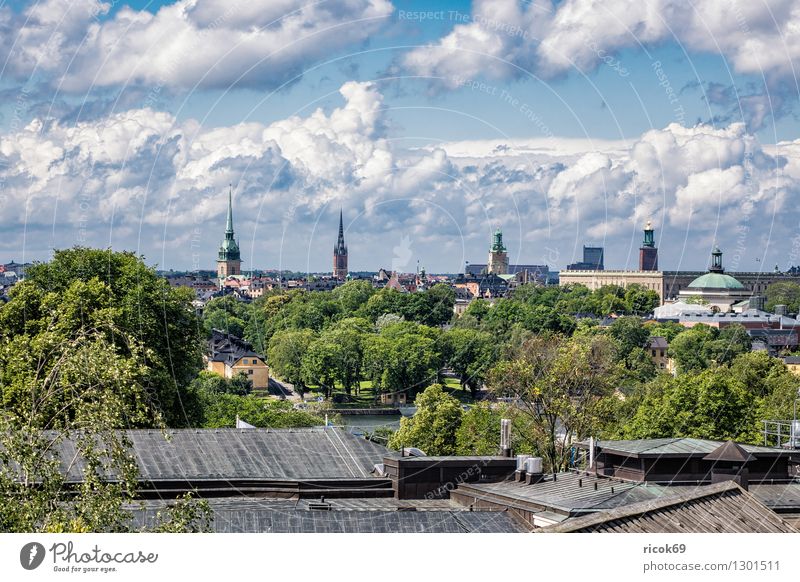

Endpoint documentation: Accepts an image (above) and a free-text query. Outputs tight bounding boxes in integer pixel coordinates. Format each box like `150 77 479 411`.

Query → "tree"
302 320 367 396
331 279 375 314
624 284 660 315
442 328 498 399
0 305 208 532
624 368 759 442
669 324 718 373
487 334 620 472
455 402 536 455
197 393 323 429
189 370 250 396
11 248 203 427
267 329 315 395
765 281 800 313
363 323 442 398
202 295 249 339
388 384 463 455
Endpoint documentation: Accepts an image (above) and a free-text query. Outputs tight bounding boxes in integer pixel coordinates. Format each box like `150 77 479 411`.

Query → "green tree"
267 329 315 394
0 306 207 532
363 323 442 398
624 284 660 315
765 281 800 313
10 248 203 427
624 368 759 442
388 384 463 455
487 334 620 472
669 324 718 373
442 328 498 399
202 295 249 338
197 393 324 428
332 279 375 314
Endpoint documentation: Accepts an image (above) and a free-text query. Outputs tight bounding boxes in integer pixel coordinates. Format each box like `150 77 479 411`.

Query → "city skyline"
0 1 798 272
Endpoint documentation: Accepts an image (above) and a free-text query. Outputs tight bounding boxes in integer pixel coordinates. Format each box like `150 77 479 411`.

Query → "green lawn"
298 375 476 407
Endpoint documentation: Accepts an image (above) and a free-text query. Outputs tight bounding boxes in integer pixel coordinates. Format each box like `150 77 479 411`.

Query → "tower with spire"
487 228 509 275
217 186 242 280
638 220 659 271
333 209 348 280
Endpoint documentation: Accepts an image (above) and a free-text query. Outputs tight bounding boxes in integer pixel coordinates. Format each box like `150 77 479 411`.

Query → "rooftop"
132 497 527 533
541 481 796 533
583 437 785 458
453 472 673 516
55 428 388 484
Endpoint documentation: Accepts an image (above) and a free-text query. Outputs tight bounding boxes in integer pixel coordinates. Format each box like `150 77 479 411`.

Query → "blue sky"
0 0 799 273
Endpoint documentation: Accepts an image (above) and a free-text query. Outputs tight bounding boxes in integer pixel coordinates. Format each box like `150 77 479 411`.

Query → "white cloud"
2 0 393 91
403 0 800 86
0 80 797 272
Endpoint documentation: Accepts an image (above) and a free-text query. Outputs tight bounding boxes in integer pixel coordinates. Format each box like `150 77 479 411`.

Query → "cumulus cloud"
1 0 393 91
0 80 797 272
403 0 800 87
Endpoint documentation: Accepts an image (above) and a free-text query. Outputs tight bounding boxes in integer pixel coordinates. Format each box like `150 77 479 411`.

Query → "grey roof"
56 428 388 483
454 472 673 516
541 481 797 533
749 482 800 511
132 498 527 533
648 336 668 349
586 438 783 458
703 441 756 463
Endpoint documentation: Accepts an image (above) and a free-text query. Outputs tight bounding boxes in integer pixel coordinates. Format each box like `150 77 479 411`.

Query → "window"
660 350 665 357
248 369 253 375
651 349 656 357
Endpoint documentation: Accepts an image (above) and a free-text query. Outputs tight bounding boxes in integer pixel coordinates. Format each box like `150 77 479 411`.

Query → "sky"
1 0 800 274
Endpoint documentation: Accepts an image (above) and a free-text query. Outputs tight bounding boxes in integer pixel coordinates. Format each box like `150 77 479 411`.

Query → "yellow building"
206 329 270 392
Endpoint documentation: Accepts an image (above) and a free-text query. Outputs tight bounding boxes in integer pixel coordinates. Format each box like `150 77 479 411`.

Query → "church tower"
216 186 241 280
638 220 659 271
487 228 509 275
333 209 348 280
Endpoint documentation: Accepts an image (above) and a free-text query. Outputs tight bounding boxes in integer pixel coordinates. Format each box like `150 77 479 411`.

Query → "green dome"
687 272 744 290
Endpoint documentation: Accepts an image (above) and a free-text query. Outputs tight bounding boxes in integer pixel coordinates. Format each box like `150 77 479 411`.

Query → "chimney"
588 436 596 470
524 457 544 485
500 418 512 457
515 454 531 482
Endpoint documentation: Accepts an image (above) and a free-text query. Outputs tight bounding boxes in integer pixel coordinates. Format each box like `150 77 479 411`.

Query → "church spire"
225 184 234 235
335 209 347 255
333 208 348 280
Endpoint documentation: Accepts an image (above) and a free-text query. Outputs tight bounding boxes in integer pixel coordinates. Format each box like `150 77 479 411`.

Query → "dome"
687 272 744 290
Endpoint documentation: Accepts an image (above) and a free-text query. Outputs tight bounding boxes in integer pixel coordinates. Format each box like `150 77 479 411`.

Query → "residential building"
206 329 269 391
647 336 670 371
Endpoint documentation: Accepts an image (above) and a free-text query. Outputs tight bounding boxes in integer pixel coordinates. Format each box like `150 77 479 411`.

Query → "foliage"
669 324 751 373
765 281 800 313
442 328 499 398
362 323 442 397
487 334 620 471
10 248 203 427
388 384 463 455
0 313 206 532
197 393 323 428
267 329 315 394
455 402 536 455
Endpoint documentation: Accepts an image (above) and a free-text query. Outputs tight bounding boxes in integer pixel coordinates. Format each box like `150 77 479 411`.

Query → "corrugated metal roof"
55 428 388 483
131 498 527 533
541 481 797 533
455 473 673 515
749 482 800 510
587 438 783 457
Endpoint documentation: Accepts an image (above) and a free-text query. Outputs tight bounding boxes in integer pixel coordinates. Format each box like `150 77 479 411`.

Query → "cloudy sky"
1 0 799 273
